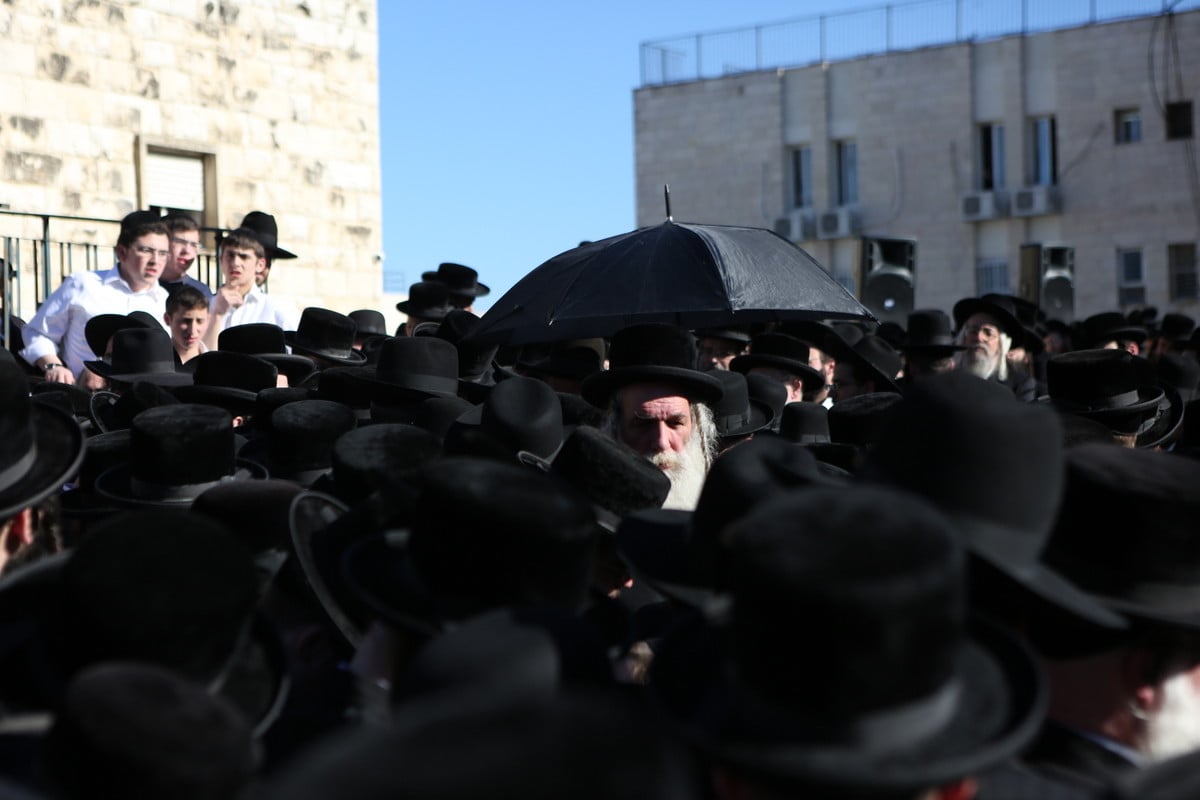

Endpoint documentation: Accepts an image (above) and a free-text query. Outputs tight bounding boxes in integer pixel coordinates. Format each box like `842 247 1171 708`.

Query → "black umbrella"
465 220 874 347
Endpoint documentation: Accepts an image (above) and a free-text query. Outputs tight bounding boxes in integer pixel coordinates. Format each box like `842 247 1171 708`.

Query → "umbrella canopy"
465 221 874 347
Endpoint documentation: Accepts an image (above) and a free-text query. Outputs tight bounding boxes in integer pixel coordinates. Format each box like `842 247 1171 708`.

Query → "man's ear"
163 312 172 327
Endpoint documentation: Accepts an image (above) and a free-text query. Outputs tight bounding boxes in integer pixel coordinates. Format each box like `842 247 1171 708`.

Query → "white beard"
959 347 999 380
651 430 708 511
1141 669 1200 763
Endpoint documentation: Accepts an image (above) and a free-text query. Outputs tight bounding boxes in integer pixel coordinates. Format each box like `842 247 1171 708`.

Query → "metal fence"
640 0 1199 85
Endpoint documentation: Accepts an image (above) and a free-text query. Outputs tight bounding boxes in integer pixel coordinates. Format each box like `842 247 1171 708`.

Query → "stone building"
0 0 381 321
635 4 1199 323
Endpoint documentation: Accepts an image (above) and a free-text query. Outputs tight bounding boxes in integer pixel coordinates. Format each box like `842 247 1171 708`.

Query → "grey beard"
959 348 999 380
653 430 709 511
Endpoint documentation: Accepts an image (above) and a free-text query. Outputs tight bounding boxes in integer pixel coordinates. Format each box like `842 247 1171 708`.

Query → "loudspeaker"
858 237 916 325
1018 243 1074 322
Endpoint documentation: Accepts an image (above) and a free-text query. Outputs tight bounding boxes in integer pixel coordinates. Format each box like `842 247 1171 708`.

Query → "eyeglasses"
965 324 1001 339
170 237 204 252
132 245 171 259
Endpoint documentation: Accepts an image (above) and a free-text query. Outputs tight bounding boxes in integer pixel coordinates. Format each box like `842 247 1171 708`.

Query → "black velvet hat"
89 381 180 434
326 423 442 506
707 369 774 440
348 309 388 339
952 294 1026 341
1045 349 1163 435
1159 312 1195 343
900 309 967 355
238 400 357 486
238 211 296 260
83 310 159 360
357 336 461 404
172 351 280 415
729 332 825 392
1081 312 1147 349
396 281 455 321
826 391 903 447
435 309 498 381
650 485 1045 793
218 323 317 386
777 401 831 444
744 372 787 432
0 349 85 519
515 338 606 383
285 308 367 366
421 262 491 298
94 405 267 509
862 371 1125 629
581 324 723 408
445 376 564 465
550 425 671 532
84 327 192 386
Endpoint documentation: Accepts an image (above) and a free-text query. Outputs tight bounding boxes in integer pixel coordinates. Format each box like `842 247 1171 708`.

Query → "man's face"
831 363 865 402
255 261 271 287
164 231 202 282
962 313 1003 362
165 308 209 352
808 346 834 402
697 336 744 371
221 246 264 291
617 384 694 462
117 233 169 291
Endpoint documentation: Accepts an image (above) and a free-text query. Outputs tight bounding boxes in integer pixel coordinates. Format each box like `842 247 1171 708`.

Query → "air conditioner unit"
1012 185 1061 217
817 207 861 240
773 208 816 242
960 191 1009 222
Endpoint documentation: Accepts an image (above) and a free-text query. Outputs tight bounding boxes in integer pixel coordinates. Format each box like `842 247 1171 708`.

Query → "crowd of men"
1 208 1200 799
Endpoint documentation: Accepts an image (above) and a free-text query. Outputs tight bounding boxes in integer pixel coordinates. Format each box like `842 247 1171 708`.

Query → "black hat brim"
952 299 1026 342
729 355 825 392
1137 384 1184 450
93 459 268 510
717 398 775 439
616 509 721 611
83 361 193 386
420 271 491 297
581 366 724 409
282 333 368 366
288 491 369 648
0 403 85 520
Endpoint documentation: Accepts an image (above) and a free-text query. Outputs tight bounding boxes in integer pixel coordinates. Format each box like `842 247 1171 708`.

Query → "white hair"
1141 667 1200 763
953 327 1012 382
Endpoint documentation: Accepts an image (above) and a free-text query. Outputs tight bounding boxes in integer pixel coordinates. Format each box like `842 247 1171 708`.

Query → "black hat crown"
237 211 296 259
903 309 960 350
580 323 724 408
1046 349 1161 416
420 262 490 298
396 281 455 321
286 307 365 365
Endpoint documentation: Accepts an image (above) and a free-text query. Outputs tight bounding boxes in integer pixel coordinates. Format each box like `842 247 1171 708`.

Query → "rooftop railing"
639 0 1197 86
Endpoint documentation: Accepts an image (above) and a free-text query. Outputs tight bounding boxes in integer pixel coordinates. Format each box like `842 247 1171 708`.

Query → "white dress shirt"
210 284 300 333
19 266 169 377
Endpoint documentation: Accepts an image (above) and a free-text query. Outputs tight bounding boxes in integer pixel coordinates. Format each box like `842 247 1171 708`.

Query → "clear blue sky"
378 1 888 313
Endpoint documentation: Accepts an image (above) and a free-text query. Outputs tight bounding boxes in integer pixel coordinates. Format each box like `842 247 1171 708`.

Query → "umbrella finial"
663 184 673 222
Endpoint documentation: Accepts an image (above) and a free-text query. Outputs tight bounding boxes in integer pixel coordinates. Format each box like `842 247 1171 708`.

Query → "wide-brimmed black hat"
729 332 824 393
396 281 455 321
776 401 830 444
219 323 317 386
84 327 192 387
420 262 491 299
324 423 443 506
341 458 600 636
238 400 357 486
649 485 1045 793
285 308 367 366
435 309 498 382
238 211 296 260
83 310 159 360
1159 312 1195 343
1081 312 1147 349
827 391 903 447
172 351 280 415
1155 352 1200 403
445 376 564 465
900 309 967 355
94 404 267 509
952 294 1026 342
581 324 723 409
744 372 787 432
0 350 85 519
1044 445 1200 629
348 309 388 339
355 336 460 405
862 371 1125 629
550 426 671 533
1045 349 1163 435
706 369 774 439
515 338 606 383
89 381 180 434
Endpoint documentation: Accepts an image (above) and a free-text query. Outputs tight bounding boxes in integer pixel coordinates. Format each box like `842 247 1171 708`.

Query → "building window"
835 140 858 206
1117 248 1146 307
1166 101 1194 140
1029 116 1057 186
1114 109 1141 144
791 146 813 209
976 259 1009 296
979 124 1005 190
1170 243 1198 301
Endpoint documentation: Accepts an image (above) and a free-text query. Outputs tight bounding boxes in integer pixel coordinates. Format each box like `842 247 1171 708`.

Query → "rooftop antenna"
664 184 673 222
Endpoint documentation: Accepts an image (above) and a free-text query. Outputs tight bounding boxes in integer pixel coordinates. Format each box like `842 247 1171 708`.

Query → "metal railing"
640 0 1198 85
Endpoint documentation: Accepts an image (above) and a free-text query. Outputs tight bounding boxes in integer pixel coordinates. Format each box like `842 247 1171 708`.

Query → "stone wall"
0 0 382 318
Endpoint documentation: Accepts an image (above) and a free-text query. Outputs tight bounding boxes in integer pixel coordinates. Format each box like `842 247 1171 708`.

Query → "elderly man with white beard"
582 323 723 511
951 294 1038 401
1015 445 1200 793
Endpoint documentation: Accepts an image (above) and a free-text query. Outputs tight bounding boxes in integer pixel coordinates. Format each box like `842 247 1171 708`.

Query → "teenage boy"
164 286 209 364
203 228 299 351
160 214 214 300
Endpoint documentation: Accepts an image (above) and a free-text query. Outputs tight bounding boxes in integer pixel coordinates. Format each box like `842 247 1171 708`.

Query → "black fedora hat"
650 485 1045 793
89 381 180 434
776 401 830 444
348 309 388 340
238 211 296 259
239 400 358 486
744 372 787 432
953 294 1026 341
218 323 317 386
396 281 455 321
1045 445 1200 629
862 371 1125 629
706 369 774 439
370 394 475 440
445 375 564 465
94 404 267 509
550 425 671 532
83 310 159 361
581 324 723 409
341 457 600 636
357 336 461 404
1081 311 1147 349
1155 352 1200 403
172 351 280 414
435 309 498 381
1159 312 1195 343
900 309 967 355
325 423 442 506
826 391 903 447
1045 349 1163 434
285 308 367 366
729 332 825 392
0 350 85 519
421 262 491 299
84 327 192 387
515 338 606 383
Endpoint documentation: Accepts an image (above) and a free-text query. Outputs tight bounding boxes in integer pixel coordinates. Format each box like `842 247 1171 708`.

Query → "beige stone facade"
635 10 1200 321
0 0 381 319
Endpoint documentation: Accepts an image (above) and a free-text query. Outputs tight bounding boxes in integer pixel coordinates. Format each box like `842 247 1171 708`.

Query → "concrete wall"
0 0 382 318
634 10 1200 321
